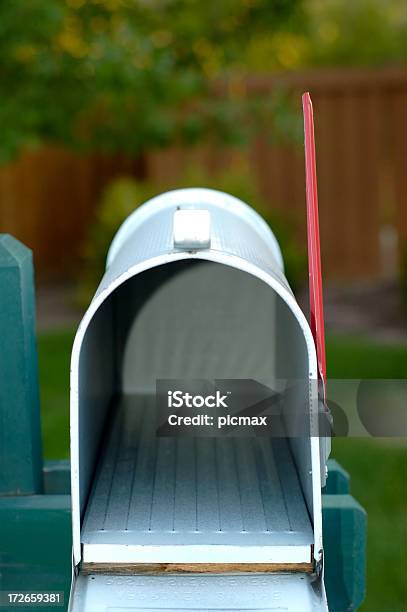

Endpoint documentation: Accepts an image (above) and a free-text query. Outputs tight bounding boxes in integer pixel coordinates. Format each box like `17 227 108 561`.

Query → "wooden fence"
0 149 145 279
1 67 407 282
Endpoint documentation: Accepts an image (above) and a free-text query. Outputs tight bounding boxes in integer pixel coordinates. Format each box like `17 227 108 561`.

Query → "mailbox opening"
72 256 320 570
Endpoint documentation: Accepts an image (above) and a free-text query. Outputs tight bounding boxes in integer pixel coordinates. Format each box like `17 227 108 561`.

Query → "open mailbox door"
68 95 329 611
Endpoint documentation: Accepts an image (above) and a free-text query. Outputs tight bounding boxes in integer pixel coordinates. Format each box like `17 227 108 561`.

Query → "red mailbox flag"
302 92 326 389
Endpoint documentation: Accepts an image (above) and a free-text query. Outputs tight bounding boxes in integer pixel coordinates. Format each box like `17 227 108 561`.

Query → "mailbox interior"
73 260 319 567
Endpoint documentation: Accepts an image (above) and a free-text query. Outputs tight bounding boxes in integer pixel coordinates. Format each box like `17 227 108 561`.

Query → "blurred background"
1 1 407 610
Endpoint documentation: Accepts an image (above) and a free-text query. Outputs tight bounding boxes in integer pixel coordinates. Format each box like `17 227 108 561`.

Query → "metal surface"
106 188 285 271
69 573 328 612
71 188 325 569
81 395 313 564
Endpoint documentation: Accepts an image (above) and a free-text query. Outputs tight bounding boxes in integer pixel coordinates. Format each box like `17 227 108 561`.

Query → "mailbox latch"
173 208 211 250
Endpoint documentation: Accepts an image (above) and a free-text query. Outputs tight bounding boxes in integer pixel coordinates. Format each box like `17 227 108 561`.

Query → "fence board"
392 90 407 254
0 149 143 279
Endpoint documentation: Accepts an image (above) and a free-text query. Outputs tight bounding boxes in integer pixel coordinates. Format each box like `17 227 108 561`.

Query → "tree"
0 0 302 162
304 0 407 67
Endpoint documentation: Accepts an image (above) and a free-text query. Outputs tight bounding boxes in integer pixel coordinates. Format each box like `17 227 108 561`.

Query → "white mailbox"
69 179 330 610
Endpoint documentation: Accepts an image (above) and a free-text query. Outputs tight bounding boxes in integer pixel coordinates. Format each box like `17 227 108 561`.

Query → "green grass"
37 330 407 612
38 328 73 460
327 334 407 379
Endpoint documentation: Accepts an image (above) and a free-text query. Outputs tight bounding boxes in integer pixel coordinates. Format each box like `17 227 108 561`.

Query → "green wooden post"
0 235 43 494
325 459 351 495
323 494 367 611
0 495 72 610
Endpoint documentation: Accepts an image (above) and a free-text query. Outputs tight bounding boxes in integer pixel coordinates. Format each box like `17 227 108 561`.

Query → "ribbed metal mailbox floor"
82 395 313 564
70 574 328 611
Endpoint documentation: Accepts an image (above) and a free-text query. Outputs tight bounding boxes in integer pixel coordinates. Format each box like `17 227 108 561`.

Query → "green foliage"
3 0 406 162
3 0 407 164
0 0 302 162
231 0 407 71
304 0 407 67
78 166 306 302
